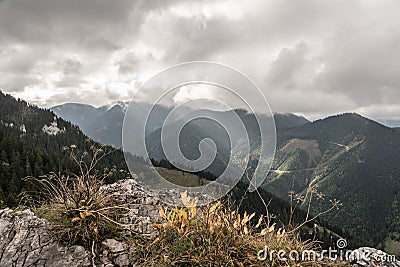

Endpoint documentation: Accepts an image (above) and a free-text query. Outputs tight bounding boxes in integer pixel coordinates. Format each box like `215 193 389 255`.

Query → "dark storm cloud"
0 0 162 51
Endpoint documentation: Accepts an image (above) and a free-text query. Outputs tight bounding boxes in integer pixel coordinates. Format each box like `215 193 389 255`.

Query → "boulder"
0 208 91 267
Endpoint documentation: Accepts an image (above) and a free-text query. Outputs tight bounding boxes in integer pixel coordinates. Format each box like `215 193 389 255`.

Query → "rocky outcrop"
100 239 130 267
0 179 168 267
0 179 399 266
0 179 212 267
101 178 213 235
103 179 160 234
101 178 161 235
0 208 90 267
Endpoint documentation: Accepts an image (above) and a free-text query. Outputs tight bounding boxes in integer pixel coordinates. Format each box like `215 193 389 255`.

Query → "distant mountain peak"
103 101 130 111
52 102 95 108
273 113 310 130
315 112 388 129
331 112 366 119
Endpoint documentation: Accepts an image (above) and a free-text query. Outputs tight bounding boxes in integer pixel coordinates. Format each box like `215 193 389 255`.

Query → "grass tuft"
132 192 347 266
31 145 129 250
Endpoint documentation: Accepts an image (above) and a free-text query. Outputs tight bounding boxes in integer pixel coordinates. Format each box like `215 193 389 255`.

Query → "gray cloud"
315 28 400 106
0 0 400 121
268 41 309 88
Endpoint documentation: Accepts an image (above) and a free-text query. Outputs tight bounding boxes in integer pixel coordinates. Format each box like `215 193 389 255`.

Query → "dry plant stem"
244 167 339 234
91 240 96 267
244 171 272 225
288 187 340 234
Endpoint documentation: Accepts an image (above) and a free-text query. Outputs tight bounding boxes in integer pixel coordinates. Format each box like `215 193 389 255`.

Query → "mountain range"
1 91 329 246
51 102 309 149
3 92 400 254
53 101 400 254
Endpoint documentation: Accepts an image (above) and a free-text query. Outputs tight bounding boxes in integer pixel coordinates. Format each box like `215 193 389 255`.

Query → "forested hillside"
264 113 400 250
0 91 129 207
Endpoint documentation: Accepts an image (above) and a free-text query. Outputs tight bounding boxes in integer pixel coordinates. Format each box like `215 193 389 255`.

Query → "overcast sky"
1 0 400 120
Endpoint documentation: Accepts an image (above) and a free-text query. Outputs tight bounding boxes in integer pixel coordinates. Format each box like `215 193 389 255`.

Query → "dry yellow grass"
132 192 349 267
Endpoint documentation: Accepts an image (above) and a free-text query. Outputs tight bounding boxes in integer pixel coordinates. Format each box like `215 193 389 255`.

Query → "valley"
2 90 400 255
